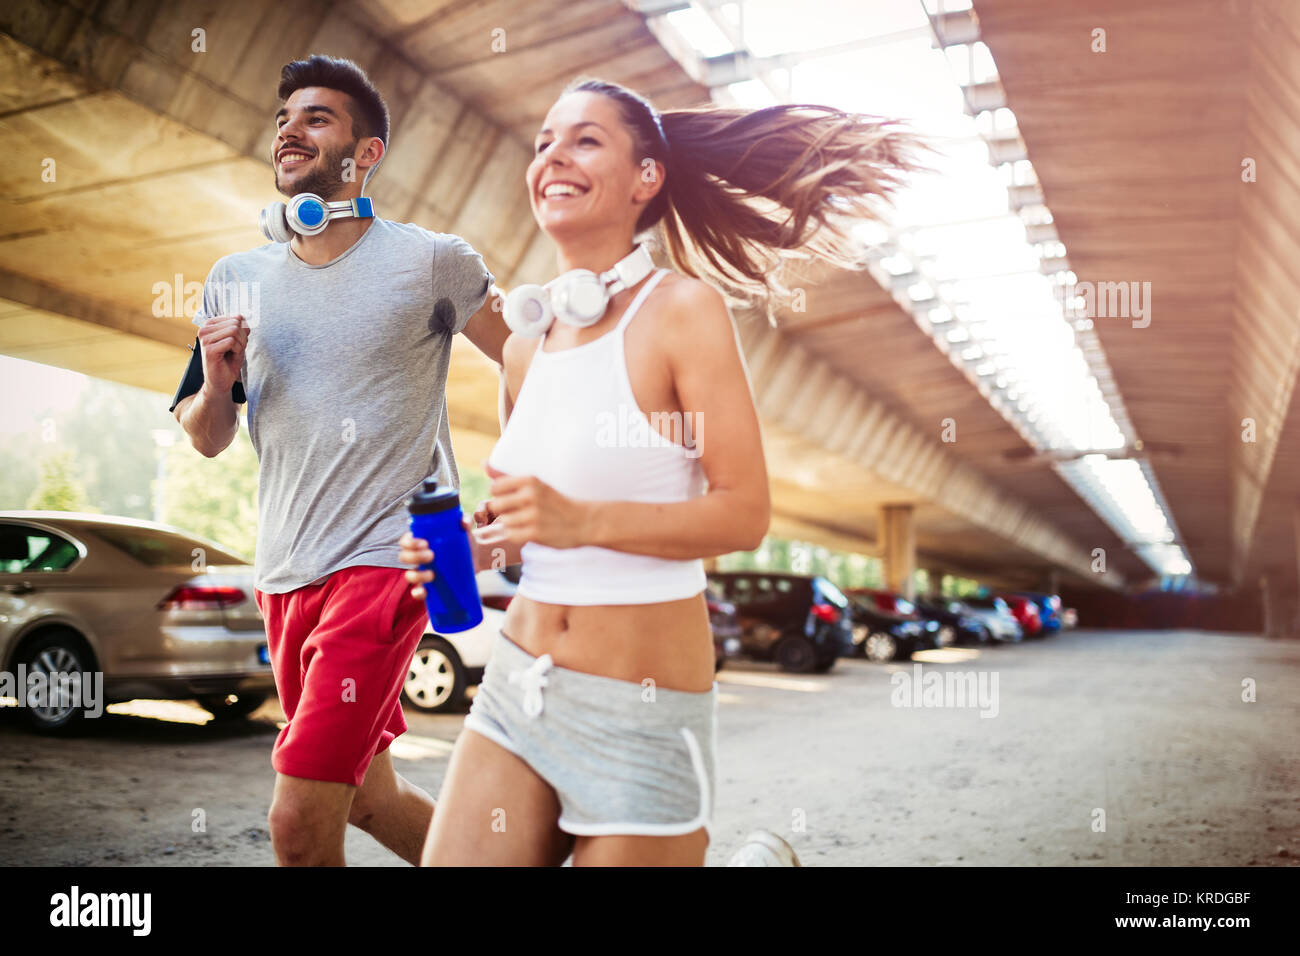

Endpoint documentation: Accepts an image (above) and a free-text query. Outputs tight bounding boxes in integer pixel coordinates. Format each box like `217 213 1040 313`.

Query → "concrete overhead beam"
0 0 540 287
1227 3 1300 584
0 266 188 348
735 313 1126 588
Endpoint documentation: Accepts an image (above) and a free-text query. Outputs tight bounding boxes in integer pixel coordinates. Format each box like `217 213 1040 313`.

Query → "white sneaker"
725 829 802 866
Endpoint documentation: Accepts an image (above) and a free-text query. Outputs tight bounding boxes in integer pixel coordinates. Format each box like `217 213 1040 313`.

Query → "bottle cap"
407 477 461 514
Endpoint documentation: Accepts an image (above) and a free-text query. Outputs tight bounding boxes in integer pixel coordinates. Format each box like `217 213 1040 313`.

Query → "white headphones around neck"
503 245 656 337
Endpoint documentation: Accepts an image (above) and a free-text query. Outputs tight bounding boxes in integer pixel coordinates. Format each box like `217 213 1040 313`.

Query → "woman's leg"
570 828 709 867
422 726 574 866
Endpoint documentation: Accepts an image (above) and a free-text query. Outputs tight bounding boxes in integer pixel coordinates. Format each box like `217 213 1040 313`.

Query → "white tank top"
487 268 708 605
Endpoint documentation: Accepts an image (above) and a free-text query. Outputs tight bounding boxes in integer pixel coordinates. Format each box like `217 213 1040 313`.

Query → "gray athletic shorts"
463 631 718 837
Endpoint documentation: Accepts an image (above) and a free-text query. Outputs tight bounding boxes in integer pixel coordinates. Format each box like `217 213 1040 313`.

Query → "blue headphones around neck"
259 193 376 244
259 149 384 243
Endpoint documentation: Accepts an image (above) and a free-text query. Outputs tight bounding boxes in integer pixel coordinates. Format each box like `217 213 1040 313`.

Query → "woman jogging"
400 76 918 866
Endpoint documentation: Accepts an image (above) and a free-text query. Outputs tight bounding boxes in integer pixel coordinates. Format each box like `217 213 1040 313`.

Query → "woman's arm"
484 279 770 560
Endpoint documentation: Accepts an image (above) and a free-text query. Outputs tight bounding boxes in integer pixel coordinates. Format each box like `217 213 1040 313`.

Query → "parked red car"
998 595 1043 637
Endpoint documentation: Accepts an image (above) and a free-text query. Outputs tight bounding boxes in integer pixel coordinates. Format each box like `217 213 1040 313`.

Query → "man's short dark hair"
277 55 390 148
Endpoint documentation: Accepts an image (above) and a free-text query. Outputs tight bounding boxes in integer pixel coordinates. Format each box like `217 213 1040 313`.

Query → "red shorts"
253 565 429 787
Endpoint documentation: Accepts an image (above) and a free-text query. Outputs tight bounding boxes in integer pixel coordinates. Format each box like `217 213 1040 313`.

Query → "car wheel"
812 653 837 674
774 635 817 673
863 631 899 663
851 623 870 655
935 625 957 649
197 692 268 721
402 636 467 713
17 629 94 735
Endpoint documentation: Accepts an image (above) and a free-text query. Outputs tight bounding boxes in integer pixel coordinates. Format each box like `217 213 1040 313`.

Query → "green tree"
26 448 98 512
0 430 42 510
717 534 883 587
160 428 259 560
60 378 174 519
457 464 490 514
0 376 175 520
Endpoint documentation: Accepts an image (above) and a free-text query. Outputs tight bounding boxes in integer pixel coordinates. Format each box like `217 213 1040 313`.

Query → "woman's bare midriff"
500 592 715 692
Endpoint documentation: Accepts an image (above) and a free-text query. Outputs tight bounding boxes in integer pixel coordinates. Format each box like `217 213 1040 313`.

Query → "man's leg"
256 586 355 866
347 749 436 865
342 567 440 861
259 567 427 866
268 772 355 866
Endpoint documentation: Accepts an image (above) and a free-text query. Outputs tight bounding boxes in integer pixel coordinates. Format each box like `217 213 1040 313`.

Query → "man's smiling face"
272 86 362 199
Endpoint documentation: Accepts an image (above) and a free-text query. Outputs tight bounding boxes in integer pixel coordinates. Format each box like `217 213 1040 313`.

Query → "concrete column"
924 567 945 599
1293 502 1300 636
1261 574 1277 638
880 504 917 600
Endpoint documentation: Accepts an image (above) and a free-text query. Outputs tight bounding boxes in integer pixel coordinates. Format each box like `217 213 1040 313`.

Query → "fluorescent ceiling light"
658 0 1191 579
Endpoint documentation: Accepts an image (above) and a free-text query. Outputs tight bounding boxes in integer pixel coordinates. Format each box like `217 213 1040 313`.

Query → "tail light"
481 595 513 612
810 603 839 622
158 585 246 611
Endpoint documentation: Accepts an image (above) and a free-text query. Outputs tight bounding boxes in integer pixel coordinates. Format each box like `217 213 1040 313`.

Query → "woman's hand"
398 530 435 600
483 462 590 549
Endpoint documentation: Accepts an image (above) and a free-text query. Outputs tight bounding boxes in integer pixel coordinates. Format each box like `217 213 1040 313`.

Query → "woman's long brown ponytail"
562 76 925 322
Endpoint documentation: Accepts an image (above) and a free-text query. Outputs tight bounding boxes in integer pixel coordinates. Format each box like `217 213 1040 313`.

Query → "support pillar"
1261 574 1277 638
924 567 945 599
880 504 917 601
1292 502 1300 637
1289 502 1300 642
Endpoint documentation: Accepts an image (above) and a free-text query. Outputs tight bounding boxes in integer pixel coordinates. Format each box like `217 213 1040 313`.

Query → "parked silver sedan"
0 511 273 733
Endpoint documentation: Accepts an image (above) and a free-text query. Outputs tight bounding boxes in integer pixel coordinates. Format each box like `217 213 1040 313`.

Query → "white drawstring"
508 653 554 718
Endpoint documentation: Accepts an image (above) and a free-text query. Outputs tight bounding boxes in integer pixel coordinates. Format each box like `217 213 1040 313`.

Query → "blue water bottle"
406 478 483 633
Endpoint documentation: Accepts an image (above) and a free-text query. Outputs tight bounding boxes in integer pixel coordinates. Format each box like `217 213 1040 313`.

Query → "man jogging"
170 55 505 866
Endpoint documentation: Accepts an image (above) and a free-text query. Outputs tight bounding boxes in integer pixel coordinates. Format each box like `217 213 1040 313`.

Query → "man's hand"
400 514 493 596
399 530 435 600
198 315 248 396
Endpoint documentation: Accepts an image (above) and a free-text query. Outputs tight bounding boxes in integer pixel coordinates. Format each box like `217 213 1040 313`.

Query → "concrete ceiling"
972 0 1300 594
9 0 1293 595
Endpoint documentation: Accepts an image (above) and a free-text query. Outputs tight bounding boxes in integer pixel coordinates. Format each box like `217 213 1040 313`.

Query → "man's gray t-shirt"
191 218 493 594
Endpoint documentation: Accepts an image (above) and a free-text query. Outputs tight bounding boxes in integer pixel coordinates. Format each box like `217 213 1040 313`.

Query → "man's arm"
172 315 248 458
174 386 240 458
460 283 509 366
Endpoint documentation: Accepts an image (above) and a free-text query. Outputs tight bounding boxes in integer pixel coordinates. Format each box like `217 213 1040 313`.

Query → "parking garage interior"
1 0 1299 877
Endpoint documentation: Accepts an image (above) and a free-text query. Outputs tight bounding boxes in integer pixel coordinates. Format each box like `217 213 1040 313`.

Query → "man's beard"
274 138 358 199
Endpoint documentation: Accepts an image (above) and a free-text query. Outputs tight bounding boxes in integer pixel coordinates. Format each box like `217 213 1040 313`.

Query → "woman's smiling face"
527 92 658 239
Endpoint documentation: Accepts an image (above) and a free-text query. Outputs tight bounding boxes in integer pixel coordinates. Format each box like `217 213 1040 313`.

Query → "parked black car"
913 596 991 646
705 585 742 672
706 571 854 673
844 598 932 662
845 587 947 651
